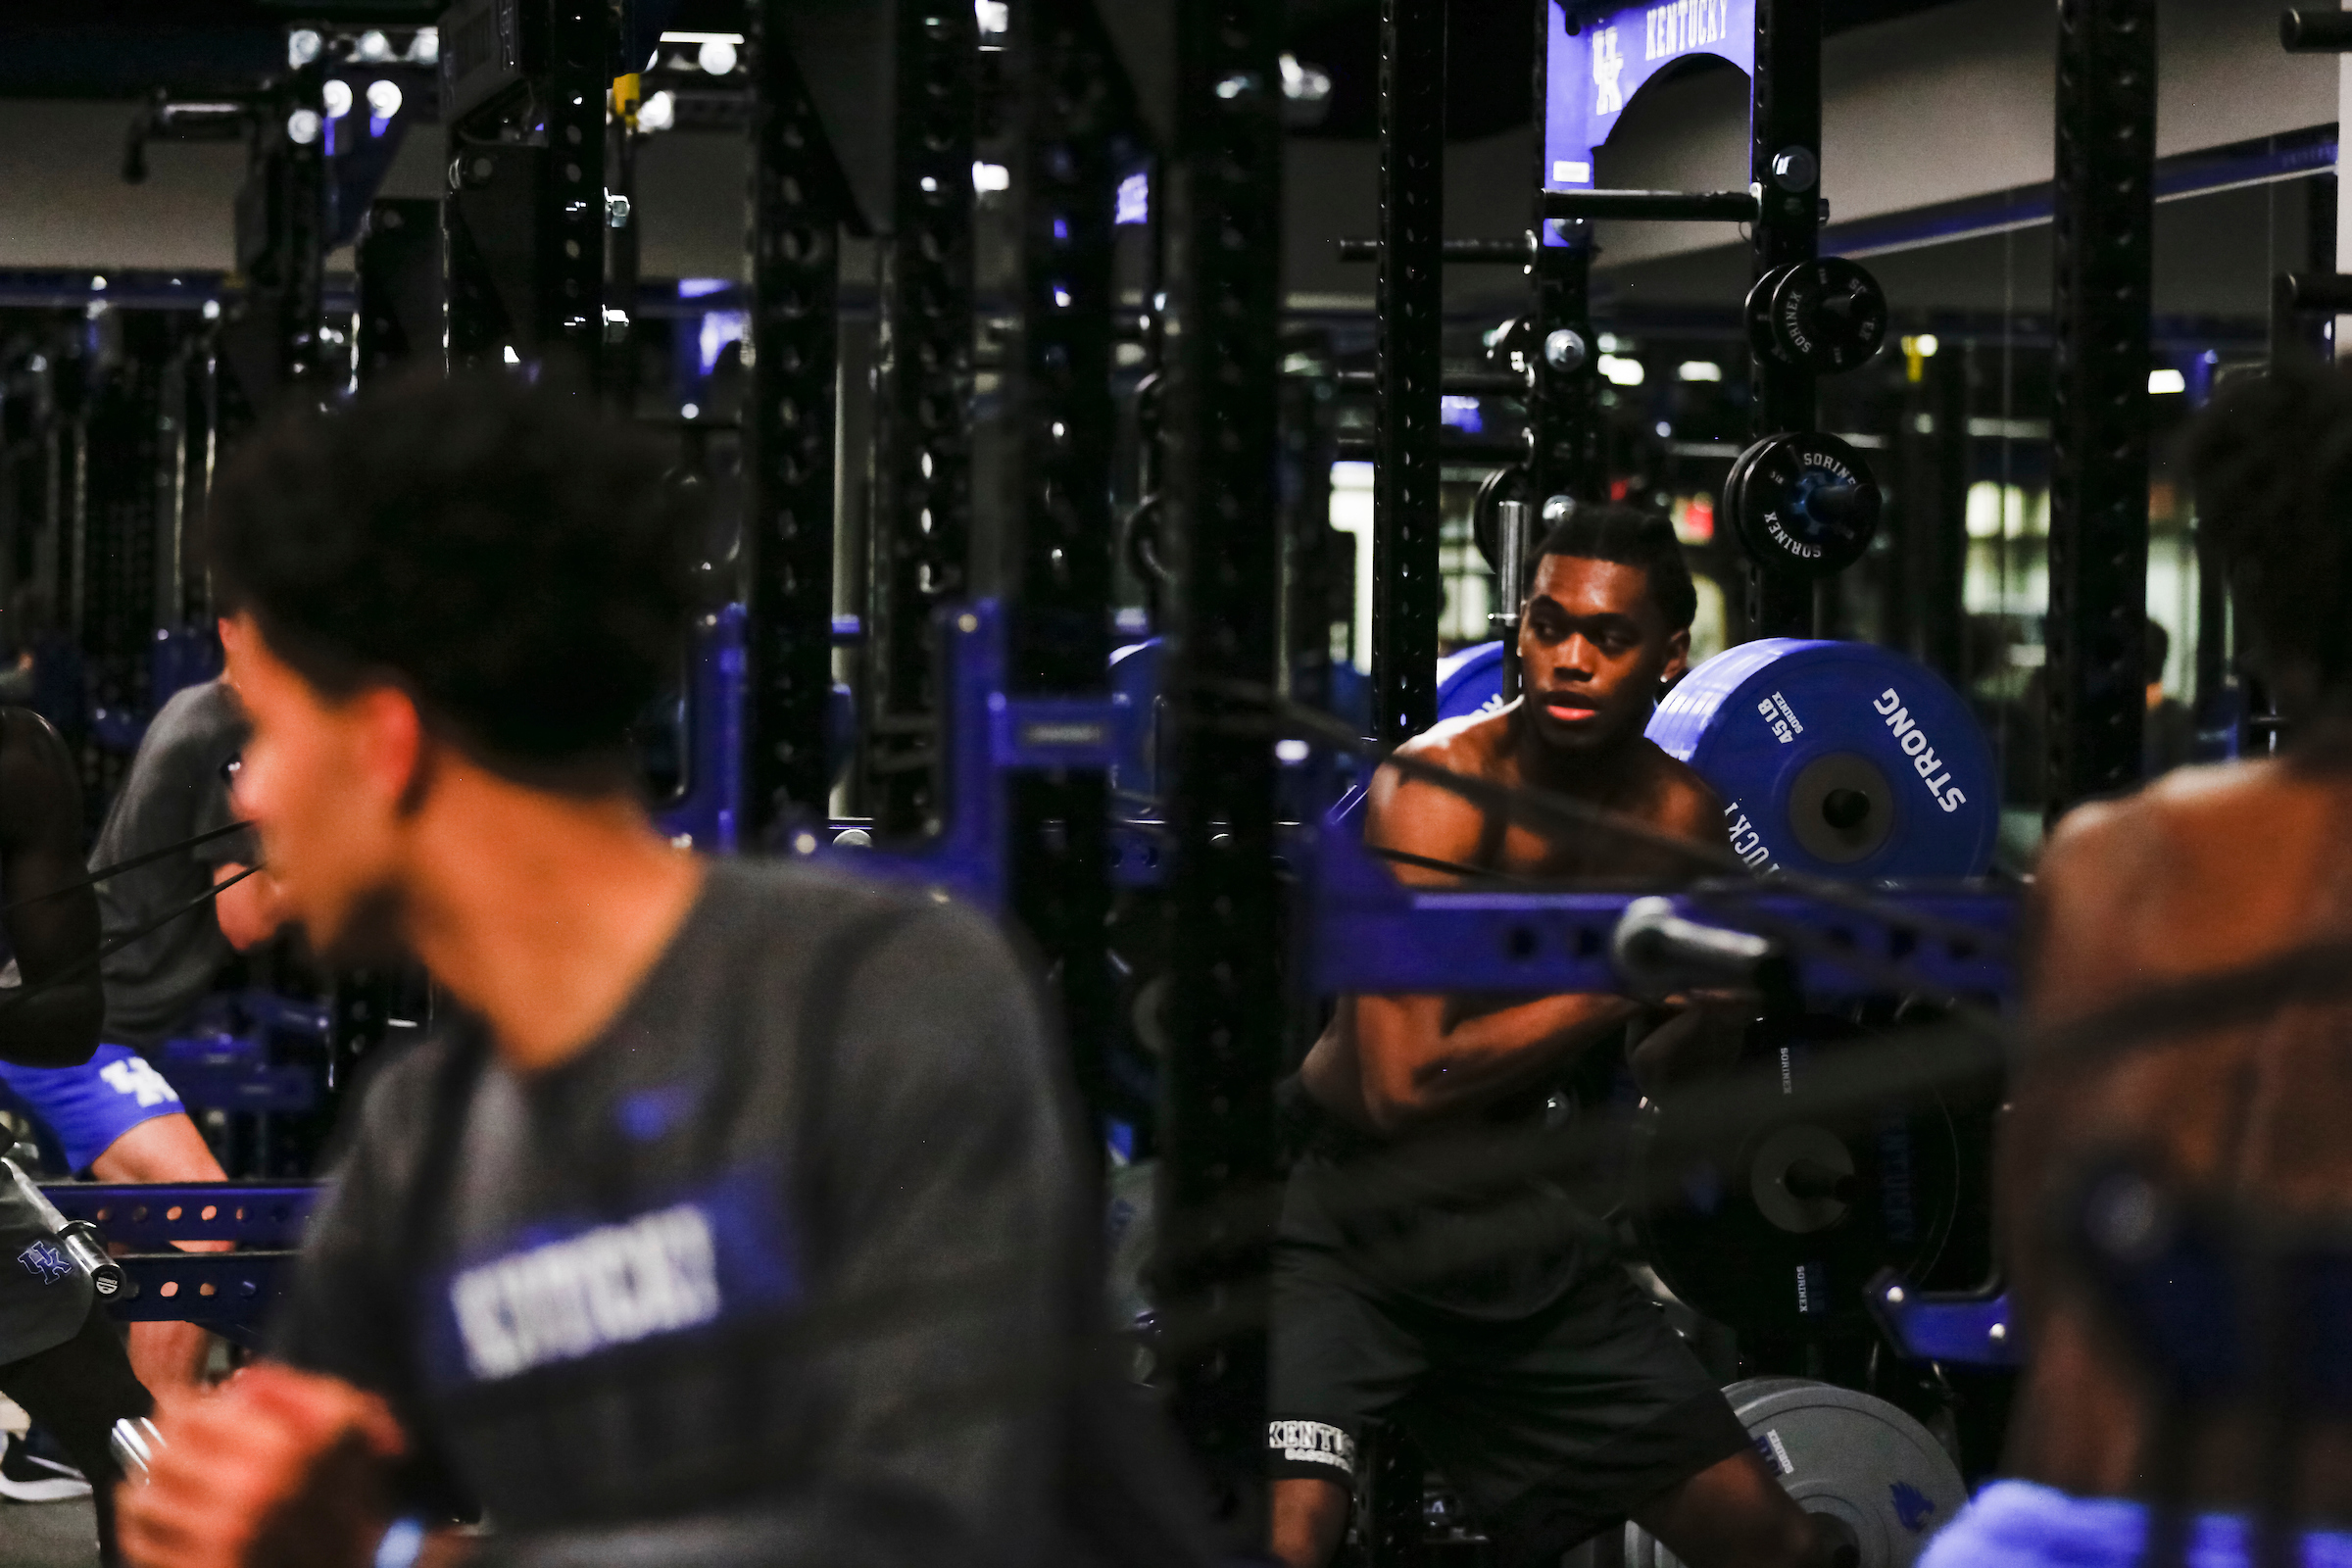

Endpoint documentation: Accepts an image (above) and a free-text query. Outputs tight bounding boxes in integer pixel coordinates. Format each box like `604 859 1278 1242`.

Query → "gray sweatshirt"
272 859 1215 1567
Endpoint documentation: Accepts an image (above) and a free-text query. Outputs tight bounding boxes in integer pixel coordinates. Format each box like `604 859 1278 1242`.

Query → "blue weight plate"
1648 639 1996 879
1434 640 1507 724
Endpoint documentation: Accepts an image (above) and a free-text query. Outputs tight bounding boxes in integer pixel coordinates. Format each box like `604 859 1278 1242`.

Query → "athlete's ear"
348 684 431 818
1659 626 1691 686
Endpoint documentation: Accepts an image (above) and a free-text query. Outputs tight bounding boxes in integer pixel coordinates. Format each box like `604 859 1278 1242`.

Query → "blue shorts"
1922 1481 2352 1568
0 1045 188 1174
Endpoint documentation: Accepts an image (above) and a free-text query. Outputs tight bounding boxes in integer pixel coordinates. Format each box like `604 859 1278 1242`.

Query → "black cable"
1363 844 1536 886
0 865 260 1015
0 820 255 917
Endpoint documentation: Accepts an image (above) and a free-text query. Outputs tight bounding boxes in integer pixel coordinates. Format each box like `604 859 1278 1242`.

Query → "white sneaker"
0 1429 90 1502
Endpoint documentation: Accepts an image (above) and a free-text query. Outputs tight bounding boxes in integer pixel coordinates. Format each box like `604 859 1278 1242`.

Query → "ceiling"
2 0 1971 114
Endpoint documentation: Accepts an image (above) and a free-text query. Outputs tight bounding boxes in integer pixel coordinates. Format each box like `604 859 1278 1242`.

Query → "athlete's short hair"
206 368 696 790
1533 503 1699 633
2185 361 2352 689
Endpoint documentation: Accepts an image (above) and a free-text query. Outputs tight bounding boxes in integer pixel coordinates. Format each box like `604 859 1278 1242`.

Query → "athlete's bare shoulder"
2029 756 2330 1023
1634 739 1728 847
1365 707 1515 876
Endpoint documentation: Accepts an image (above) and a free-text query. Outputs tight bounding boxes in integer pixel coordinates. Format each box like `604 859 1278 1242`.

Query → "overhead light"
286 109 322 145
356 29 392 62
287 28 322 68
1914 332 1939 357
2149 368 2186 395
975 0 1009 34
1677 361 1722 382
503 345 520 365
973 161 1010 193
1598 354 1645 387
1279 52 1332 105
322 79 354 119
637 90 675 131
698 37 738 74
1597 332 1622 353
409 28 439 65
367 80 403 122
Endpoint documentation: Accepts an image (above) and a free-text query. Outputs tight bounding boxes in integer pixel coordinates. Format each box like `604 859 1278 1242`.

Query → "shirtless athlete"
1270 506 1833 1568
1922 364 2352 1564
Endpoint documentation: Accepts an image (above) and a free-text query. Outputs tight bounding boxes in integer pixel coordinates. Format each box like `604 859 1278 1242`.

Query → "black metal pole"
1371 0 1446 744
1008 0 1122 1143
743 11 842 837
1158 0 1284 1535
865 0 977 839
1746 0 1822 639
2045 0 2154 814
543 0 606 382
355 198 443 384
1527 1 1599 515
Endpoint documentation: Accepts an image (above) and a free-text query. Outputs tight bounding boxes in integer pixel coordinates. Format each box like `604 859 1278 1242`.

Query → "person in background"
0 678 290 1400
0 704 153 1562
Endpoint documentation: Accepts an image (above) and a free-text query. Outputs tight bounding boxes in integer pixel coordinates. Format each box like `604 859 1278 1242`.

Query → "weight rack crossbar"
1540 188 1759 222
39 1183 318 1248
1334 237 1530 263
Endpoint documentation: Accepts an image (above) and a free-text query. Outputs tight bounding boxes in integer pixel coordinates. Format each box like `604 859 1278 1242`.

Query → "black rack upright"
2044 0 2154 811
743 4 845 838
1158 0 1287 1532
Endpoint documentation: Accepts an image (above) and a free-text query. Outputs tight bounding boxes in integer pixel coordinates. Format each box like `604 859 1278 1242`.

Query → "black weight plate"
1730 431 1882 578
1472 465 1533 574
1768 259 1889 374
1634 1017 1962 1342
1718 434 1773 562
1744 265 1797 366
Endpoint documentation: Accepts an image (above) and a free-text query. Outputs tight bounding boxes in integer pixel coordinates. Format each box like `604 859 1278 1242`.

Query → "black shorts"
1268 1241 1749 1566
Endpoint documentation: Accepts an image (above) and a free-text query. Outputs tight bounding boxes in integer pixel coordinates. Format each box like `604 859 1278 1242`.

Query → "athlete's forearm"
1349 990 1641 1133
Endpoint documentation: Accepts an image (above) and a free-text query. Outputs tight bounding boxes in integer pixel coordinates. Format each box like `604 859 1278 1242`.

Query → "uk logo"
100 1056 180 1108
16 1240 70 1285
1592 27 1626 115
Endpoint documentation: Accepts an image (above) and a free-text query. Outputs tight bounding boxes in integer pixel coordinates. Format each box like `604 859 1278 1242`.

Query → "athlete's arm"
0 708 104 1067
1309 755 1646 1135
212 859 288 952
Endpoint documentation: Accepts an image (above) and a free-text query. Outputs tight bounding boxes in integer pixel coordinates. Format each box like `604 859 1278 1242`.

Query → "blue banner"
1544 0 1755 237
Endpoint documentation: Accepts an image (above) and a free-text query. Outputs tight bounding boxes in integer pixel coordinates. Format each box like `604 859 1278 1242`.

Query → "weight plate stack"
1624 1379 1966 1568
1647 639 1998 881
1725 431 1883 578
1634 1012 1963 1344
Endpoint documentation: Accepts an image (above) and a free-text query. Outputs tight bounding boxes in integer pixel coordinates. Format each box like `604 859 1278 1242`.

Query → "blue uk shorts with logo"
0 1045 187 1175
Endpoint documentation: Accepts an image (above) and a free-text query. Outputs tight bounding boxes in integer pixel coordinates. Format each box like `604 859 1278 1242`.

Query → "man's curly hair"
2186 362 2352 692
206 369 696 789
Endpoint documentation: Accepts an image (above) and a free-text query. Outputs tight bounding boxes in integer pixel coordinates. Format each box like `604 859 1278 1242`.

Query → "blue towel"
1922 1481 2352 1568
